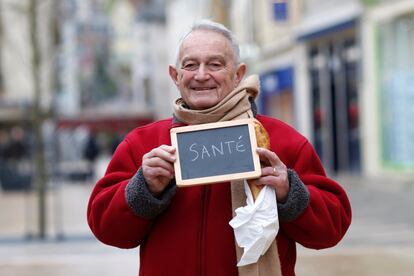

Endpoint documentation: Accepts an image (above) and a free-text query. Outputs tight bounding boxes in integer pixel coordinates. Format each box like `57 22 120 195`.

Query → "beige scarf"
173 75 282 276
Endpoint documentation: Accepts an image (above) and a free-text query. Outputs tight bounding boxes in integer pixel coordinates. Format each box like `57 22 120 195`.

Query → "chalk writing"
189 135 246 161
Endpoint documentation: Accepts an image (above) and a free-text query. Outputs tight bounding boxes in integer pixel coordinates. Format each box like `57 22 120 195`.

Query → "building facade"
231 0 414 178
230 0 299 131
360 0 414 177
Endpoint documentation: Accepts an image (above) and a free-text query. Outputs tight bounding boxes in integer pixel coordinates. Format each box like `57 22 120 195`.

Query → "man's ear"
169 65 179 86
235 63 247 86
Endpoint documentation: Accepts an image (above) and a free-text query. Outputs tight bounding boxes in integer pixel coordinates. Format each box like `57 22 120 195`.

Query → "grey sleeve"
277 169 310 222
125 168 177 220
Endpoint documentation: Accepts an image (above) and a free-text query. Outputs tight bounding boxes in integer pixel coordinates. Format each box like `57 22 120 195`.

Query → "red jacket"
87 115 352 276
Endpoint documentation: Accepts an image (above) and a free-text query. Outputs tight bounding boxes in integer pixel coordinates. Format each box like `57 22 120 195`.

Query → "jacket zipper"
199 185 210 276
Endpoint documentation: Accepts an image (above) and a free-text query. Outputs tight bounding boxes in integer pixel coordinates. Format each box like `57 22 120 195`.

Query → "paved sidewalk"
1 239 414 276
294 174 414 276
297 246 414 276
0 238 138 276
1 174 414 275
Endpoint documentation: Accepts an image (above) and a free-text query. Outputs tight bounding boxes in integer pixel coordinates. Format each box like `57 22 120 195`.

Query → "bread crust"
248 119 270 200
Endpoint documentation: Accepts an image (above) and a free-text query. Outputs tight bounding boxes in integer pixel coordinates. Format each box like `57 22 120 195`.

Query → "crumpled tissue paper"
229 181 279 266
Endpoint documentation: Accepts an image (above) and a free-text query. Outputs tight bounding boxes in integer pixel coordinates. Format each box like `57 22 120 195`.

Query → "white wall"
135 23 171 119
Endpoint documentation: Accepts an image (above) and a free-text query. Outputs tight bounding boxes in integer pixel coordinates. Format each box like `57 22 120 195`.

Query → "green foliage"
360 0 382 6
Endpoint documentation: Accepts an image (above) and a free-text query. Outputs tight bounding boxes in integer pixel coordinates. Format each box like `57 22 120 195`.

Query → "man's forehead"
181 53 226 62
178 30 233 61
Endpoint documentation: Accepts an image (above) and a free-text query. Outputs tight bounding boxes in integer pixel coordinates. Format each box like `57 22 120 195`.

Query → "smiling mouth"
192 87 216 91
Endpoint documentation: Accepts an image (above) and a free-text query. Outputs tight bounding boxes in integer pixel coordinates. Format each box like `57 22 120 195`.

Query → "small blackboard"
170 119 261 187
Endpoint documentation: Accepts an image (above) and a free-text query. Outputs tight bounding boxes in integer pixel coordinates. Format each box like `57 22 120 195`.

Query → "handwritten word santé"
189 136 246 161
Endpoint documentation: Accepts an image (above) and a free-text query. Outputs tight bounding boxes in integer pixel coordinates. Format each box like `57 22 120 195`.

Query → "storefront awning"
260 67 294 95
295 3 362 41
56 114 154 132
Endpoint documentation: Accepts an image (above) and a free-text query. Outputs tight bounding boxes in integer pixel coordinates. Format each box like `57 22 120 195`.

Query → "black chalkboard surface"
170 119 261 187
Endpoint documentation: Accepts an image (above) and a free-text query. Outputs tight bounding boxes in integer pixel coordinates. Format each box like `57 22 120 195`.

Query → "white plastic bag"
229 181 279 266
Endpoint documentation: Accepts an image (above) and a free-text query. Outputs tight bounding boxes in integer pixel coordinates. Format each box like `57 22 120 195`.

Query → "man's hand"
248 147 289 202
142 145 176 197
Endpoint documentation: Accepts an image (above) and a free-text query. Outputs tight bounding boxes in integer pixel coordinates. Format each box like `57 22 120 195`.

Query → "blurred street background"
0 0 413 275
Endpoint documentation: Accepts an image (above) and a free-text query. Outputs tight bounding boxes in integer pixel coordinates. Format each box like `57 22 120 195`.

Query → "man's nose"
194 64 211 81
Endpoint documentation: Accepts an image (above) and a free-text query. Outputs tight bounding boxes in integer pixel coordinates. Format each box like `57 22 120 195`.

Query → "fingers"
142 145 177 195
249 163 286 185
143 145 176 171
253 147 289 201
143 156 174 173
143 161 174 177
145 145 176 163
256 147 282 167
249 172 289 202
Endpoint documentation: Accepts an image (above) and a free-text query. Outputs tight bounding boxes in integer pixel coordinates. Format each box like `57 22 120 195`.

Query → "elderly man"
87 20 352 276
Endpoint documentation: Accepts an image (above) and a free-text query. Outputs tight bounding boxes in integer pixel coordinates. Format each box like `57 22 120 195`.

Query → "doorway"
308 29 361 173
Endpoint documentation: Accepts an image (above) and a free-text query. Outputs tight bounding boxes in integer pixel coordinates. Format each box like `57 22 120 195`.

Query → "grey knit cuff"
125 168 177 220
277 169 310 222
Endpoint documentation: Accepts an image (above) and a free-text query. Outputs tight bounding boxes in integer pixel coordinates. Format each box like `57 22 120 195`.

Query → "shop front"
259 67 295 126
375 12 414 171
298 18 362 174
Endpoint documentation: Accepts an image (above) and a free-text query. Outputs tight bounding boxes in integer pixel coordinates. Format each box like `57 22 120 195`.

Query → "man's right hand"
142 145 176 197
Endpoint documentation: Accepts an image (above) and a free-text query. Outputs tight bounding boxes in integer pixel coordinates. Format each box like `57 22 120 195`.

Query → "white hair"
175 19 241 66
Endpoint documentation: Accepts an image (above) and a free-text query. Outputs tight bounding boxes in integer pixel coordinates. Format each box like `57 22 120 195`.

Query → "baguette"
248 119 270 201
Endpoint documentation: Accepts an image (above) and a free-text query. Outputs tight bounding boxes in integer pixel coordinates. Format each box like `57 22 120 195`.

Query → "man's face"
169 30 246 110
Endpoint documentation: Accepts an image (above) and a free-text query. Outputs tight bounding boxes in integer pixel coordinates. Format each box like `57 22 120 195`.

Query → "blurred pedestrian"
0 126 31 190
83 133 100 163
0 130 9 159
110 133 123 154
83 132 101 180
87 20 352 276
5 126 28 160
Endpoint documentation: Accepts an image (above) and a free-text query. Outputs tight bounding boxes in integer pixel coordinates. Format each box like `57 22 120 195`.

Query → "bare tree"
0 0 4 94
29 0 48 239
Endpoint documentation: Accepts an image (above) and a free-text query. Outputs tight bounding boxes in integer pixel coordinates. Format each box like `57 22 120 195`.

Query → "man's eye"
182 63 198 71
208 62 224 71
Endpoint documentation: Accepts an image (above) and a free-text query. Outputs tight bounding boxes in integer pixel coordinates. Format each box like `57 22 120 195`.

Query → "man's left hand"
247 147 289 202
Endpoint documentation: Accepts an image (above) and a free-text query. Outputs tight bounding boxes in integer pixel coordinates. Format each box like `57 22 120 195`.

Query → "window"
272 0 288 22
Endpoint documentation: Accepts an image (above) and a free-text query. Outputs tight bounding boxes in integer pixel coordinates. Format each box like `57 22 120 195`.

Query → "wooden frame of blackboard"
170 119 261 187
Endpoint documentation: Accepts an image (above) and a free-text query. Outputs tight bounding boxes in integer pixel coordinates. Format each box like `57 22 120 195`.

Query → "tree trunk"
29 0 48 239
0 0 4 94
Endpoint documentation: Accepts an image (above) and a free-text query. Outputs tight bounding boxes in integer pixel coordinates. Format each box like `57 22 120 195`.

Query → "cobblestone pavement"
0 174 413 276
